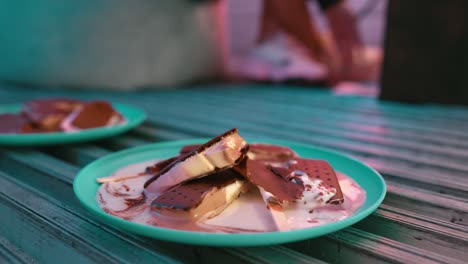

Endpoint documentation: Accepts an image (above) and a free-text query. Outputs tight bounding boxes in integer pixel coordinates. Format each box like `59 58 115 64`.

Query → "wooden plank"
196 86 468 122
44 144 109 166
153 90 468 139
97 135 148 150
287 228 462 264
134 90 465 137
384 184 468 226
142 92 468 151
145 87 468 126
354 207 468 259
0 236 37 264
130 123 196 142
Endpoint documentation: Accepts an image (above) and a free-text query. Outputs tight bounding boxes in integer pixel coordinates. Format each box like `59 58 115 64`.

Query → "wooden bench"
1 84 467 263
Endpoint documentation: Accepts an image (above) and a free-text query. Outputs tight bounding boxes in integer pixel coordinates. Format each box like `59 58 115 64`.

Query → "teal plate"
74 139 386 247
0 103 146 146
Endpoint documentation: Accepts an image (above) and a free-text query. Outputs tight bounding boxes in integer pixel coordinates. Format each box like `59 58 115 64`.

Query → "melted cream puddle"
97 160 366 233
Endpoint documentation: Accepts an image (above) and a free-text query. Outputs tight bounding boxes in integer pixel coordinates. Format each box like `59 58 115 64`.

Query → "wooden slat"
354 207 468 259
131 123 196 142
152 90 468 142
141 93 468 162
0 236 36 264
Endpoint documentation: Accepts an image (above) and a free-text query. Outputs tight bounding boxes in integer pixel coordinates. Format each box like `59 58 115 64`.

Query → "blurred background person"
231 0 383 87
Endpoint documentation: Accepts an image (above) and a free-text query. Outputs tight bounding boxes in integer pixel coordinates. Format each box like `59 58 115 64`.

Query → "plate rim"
73 138 387 247
0 102 146 146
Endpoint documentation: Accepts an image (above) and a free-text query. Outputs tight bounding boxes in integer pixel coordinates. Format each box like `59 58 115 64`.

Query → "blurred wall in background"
0 0 221 90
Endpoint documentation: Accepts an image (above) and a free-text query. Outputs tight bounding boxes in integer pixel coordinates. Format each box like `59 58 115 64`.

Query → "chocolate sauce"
96 159 366 233
96 141 365 233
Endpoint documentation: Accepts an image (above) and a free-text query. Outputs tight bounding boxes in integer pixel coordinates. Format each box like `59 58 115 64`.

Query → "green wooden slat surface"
0 236 36 264
1 84 468 263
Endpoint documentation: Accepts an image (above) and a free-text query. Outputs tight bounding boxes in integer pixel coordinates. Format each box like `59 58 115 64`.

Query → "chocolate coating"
22 98 83 131
71 101 121 129
151 169 241 210
235 158 304 202
144 128 247 189
144 156 179 175
248 143 298 161
179 144 201 155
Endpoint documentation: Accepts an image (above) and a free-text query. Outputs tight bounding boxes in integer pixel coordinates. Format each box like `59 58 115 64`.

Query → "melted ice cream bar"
144 128 248 193
151 170 250 220
61 101 123 131
22 98 83 131
236 158 343 209
286 159 344 204
235 159 304 203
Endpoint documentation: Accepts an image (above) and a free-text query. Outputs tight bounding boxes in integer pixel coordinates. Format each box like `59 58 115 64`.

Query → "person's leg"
324 1 382 81
266 0 341 81
257 0 279 43
324 1 362 66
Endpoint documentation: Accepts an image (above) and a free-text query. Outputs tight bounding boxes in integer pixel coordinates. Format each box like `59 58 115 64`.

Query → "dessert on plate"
0 98 124 134
96 128 366 233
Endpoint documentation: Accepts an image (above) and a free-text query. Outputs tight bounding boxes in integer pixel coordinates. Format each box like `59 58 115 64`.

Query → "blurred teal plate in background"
74 139 386 247
0 103 146 146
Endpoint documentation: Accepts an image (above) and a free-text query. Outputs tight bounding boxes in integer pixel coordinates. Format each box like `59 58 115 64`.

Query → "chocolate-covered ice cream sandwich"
144 128 249 193
22 98 83 131
61 101 123 131
235 154 344 209
151 169 250 220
